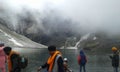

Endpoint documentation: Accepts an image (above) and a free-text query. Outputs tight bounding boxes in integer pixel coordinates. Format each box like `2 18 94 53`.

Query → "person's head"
0 42 4 47
3 46 12 55
112 47 118 52
48 45 56 55
80 50 84 55
64 58 68 62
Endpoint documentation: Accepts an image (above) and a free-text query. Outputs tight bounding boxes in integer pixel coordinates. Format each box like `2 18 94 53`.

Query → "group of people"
0 41 119 72
0 42 22 72
37 45 87 72
37 45 74 72
37 45 120 72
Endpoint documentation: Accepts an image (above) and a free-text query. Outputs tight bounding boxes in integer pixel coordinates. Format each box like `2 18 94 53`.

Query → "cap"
64 58 68 61
112 47 117 51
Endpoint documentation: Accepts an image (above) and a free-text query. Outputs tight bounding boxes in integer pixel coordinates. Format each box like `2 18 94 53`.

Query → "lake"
8 47 120 72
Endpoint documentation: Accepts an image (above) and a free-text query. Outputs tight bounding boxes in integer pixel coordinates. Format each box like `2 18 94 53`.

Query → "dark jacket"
110 52 119 67
41 55 65 72
11 54 21 72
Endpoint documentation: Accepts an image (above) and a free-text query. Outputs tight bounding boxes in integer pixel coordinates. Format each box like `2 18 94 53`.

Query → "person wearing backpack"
77 50 87 72
3 46 21 72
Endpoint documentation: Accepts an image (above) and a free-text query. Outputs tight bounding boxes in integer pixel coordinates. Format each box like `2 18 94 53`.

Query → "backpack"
77 55 81 64
18 56 28 69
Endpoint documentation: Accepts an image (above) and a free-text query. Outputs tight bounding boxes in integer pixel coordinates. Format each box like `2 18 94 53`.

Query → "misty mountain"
0 8 81 47
0 24 47 48
1 6 120 48
1 15 120 53
74 33 120 54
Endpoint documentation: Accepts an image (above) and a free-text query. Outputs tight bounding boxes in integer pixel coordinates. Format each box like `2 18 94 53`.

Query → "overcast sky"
0 0 120 35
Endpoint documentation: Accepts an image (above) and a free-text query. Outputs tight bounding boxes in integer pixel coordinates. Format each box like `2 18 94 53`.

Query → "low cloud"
0 0 120 35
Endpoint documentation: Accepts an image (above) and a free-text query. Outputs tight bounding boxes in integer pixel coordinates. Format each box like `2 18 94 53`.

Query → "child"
63 58 73 72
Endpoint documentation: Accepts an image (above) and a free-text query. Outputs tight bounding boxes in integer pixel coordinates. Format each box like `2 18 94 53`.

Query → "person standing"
63 58 73 72
38 45 65 72
3 46 21 72
109 47 119 72
0 42 6 72
77 50 87 72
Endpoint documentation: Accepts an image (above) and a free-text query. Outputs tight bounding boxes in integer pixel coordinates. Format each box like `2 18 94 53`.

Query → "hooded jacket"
77 50 87 65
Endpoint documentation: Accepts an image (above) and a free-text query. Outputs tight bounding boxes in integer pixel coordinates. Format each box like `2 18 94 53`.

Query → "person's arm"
38 62 48 71
41 62 48 68
109 55 113 59
85 56 87 63
57 57 65 72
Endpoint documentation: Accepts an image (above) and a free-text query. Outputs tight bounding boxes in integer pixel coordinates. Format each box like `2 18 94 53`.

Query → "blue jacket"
78 50 87 65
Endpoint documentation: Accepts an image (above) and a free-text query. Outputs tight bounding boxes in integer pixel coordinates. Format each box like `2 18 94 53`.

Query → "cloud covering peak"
0 0 120 35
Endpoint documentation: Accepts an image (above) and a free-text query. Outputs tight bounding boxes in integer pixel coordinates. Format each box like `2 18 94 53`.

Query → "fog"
0 0 120 35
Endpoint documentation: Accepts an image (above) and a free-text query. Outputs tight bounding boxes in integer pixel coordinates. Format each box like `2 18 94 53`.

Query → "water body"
10 47 120 72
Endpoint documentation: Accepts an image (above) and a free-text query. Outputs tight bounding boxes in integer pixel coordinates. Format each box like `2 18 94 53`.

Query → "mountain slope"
75 33 120 54
0 24 47 48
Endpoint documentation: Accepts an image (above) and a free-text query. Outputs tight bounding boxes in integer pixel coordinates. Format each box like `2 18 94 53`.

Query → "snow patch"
0 29 23 47
60 47 77 49
93 36 97 40
75 33 90 48
9 38 23 47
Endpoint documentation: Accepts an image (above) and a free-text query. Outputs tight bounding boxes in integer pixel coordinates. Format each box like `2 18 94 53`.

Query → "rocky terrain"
0 24 47 48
